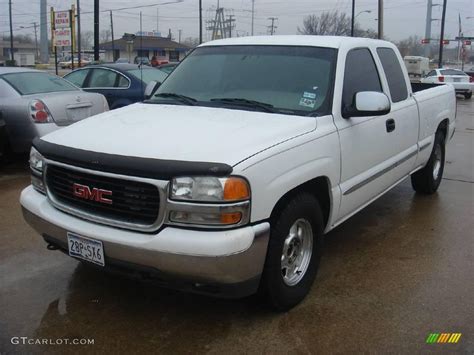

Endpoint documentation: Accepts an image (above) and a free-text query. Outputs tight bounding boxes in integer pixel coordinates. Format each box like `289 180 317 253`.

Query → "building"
99 34 191 64
0 40 36 66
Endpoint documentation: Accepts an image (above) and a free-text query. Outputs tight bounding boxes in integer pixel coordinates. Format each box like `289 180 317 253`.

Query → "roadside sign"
442 39 449 45
465 40 471 46
421 39 430 44
54 29 72 46
54 11 71 29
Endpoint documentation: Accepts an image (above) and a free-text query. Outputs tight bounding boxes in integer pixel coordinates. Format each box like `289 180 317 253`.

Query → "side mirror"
343 91 390 118
144 80 160 99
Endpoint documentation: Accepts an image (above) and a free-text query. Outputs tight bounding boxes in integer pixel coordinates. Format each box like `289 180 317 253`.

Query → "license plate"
453 78 460 82
67 232 105 266
67 107 91 121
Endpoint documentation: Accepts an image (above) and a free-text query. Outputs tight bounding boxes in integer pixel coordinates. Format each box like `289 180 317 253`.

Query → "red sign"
421 38 430 44
464 40 471 46
442 39 449 45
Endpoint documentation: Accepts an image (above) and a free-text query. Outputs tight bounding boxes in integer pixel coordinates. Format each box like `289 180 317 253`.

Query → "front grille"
46 164 160 226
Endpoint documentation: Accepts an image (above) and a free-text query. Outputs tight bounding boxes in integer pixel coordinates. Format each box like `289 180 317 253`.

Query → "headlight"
170 176 250 202
29 147 46 194
168 176 250 228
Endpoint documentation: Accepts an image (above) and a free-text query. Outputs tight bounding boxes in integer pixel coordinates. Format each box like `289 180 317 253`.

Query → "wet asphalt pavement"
0 99 473 354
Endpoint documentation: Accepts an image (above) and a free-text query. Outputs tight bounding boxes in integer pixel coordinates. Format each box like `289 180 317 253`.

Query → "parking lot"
0 98 472 353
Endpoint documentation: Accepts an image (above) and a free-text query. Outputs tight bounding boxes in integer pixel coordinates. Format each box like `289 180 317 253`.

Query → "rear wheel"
464 92 472 99
260 192 323 311
0 128 11 165
411 131 445 194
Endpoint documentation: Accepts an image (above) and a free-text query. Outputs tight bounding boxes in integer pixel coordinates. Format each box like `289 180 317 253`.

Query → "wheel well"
437 119 449 142
270 176 331 230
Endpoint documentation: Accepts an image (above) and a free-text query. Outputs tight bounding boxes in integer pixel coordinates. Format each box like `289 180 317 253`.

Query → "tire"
464 92 472 99
0 127 11 165
411 131 445 194
260 192 324 311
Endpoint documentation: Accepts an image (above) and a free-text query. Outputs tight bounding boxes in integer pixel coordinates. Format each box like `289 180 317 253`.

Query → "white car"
20 36 456 310
421 68 473 99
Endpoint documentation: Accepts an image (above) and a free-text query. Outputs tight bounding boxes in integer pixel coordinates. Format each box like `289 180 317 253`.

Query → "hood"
41 103 316 166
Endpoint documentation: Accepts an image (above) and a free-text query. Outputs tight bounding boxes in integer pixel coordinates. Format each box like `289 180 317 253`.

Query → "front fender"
235 124 341 225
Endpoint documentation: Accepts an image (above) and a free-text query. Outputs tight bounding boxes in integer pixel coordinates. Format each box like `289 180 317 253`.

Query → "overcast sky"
1 0 473 46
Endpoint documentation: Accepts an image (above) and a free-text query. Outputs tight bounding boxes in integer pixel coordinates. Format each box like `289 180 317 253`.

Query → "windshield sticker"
299 98 316 108
303 92 317 99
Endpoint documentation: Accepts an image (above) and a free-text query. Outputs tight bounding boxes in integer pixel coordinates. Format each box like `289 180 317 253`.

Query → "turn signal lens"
220 212 242 224
223 177 250 201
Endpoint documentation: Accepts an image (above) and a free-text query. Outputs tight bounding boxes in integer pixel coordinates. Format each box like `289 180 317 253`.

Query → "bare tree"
181 37 200 48
80 31 93 49
396 35 424 57
100 30 111 44
3 34 34 44
298 11 378 39
298 11 351 36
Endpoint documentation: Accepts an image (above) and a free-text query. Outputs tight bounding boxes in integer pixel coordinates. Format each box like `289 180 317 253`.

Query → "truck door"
375 47 419 182
333 47 412 222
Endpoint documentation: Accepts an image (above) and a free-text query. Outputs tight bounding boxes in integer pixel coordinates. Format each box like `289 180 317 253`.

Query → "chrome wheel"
432 143 442 181
281 218 313 286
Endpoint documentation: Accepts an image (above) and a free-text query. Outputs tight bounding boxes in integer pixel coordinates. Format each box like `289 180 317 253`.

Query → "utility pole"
377 0 383 39
77 0 81 64
40 0 48 63
351 0 355 37
251 0 255 36
110 11 115 61
9 0 14 63
438 0 448 68
268 17 277 35
199 0 203 44
156 8 159 33
178 29 182 43
32 22 39 60
93 0 99 61
227 15 236 37
424 0 433 57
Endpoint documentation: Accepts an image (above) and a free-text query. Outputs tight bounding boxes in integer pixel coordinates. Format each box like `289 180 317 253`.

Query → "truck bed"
411 82 443 93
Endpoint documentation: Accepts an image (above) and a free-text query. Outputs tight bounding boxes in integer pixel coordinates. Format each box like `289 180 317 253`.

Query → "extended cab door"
375 47 419 181
333 46 418 223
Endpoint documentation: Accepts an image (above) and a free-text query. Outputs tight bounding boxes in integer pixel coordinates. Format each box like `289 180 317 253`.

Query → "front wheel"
464 92 472 99
260 192 323 311
411 131 445 194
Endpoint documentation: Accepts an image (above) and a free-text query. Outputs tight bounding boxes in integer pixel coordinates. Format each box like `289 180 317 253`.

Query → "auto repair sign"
55 11 70 28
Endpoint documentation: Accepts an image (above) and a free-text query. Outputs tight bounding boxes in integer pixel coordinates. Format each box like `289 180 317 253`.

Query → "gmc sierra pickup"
21 36 456 310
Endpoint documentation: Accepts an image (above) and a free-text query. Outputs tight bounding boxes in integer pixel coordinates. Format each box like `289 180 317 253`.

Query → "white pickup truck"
20 36 456 310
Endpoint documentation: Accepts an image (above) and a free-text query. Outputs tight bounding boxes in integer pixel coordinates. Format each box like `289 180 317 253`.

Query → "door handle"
386 118 396 133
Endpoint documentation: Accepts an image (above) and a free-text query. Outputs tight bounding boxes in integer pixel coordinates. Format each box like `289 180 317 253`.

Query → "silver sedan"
0 67 109 155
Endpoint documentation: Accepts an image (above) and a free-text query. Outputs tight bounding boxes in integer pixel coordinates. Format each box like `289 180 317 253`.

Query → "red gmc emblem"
72 183 113 205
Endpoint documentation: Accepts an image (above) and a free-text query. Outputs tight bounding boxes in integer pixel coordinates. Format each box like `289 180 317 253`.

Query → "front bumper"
20 186 270 298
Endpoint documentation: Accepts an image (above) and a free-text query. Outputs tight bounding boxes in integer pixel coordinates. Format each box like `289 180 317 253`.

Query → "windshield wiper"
153 93 197 105
210 97 277 113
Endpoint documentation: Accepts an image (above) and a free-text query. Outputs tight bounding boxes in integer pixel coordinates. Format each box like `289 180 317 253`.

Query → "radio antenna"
140 11 144 100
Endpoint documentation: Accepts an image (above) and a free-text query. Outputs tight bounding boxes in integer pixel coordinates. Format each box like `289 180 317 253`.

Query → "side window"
64 69 89 87
88 69 119 88
376 48 408 102
426 70 436 77
117 75 129 88
342 48 382 110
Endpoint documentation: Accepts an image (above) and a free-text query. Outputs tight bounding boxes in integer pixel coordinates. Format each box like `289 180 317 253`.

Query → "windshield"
2 72 78 95
127 68 168 85
149 45 337 116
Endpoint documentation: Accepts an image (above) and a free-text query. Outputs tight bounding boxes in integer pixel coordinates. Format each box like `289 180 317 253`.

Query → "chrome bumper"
21 186 270 298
